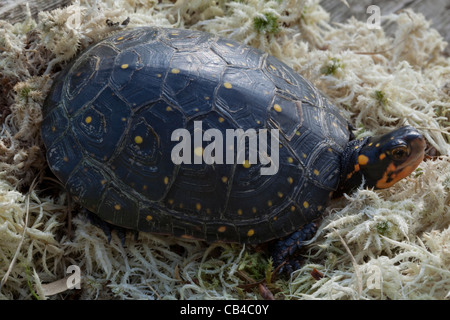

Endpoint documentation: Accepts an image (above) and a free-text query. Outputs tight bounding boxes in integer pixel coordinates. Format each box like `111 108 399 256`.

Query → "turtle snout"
404 128 426 156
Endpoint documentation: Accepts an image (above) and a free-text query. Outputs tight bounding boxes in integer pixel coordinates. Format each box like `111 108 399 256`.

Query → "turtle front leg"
272 222 318 274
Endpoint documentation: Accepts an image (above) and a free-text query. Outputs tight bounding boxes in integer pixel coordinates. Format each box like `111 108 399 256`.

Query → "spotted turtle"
41 27 426 272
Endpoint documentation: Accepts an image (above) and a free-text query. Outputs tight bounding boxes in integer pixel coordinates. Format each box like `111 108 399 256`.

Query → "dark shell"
42 27 351 244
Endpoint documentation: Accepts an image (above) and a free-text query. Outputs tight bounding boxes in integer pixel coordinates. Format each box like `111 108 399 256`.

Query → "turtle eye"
390 145 409 160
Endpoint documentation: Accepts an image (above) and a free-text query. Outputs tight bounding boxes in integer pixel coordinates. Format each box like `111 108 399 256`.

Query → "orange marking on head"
375 154 423 189
346 163 361 181
379 153 386 160
358 155 369 166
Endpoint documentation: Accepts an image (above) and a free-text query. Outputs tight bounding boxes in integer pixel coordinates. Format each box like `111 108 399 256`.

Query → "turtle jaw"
374 133 426 189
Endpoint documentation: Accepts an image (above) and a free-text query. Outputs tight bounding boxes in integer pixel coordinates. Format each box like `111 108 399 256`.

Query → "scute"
211 37 263 69
41 103 69 142
110 99 184 201
216 67 275 129
65 44 118 115
46 133 83 184
65 160 107 212
269 93 303 140
41 26 351 244
111 42 175 109
98 182 140 229
72 86 131 163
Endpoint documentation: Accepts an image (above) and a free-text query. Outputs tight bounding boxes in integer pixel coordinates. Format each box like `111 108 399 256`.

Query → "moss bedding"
0 0 449 300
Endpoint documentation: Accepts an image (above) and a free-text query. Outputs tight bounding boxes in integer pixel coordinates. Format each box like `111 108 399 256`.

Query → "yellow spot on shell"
237 209 243 215
218 226 227 232
358 154 369 166
287 177 294 184
375 143 380 147
121 64 129 69
194 146 204 157
242 160 251 168
225 43 234 47
164 176 169 185
51 126 56 132
63 156 69 162
221 176 228 183
171 68 180 74
218 117 225 123
290 206 296 212
168 199 174 205
252 207 257 213
117 36 124 41
247 229 255 237
114 204 121 211
269 64 277 70
287 157 294 164
303 201 309 209
196 203 202 211
267 200 273 207
85 116 92 124
313 169 320 176
166 106 173 111
100 179 106 185
277 192 284 198
156 73 162 78
146 215 153 221
134 136 143 144
273 104 282 112
224 82 232 89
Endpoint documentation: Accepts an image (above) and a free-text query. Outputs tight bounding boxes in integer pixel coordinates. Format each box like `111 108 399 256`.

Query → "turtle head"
337 126 426 196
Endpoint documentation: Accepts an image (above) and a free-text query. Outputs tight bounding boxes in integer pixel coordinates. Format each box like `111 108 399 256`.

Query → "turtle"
41 26 426 272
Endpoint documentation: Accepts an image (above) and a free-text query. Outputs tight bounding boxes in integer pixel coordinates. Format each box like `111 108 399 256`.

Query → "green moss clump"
320 58 343 75
376 221 390 235
373 90 388 107
253 13 280 34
